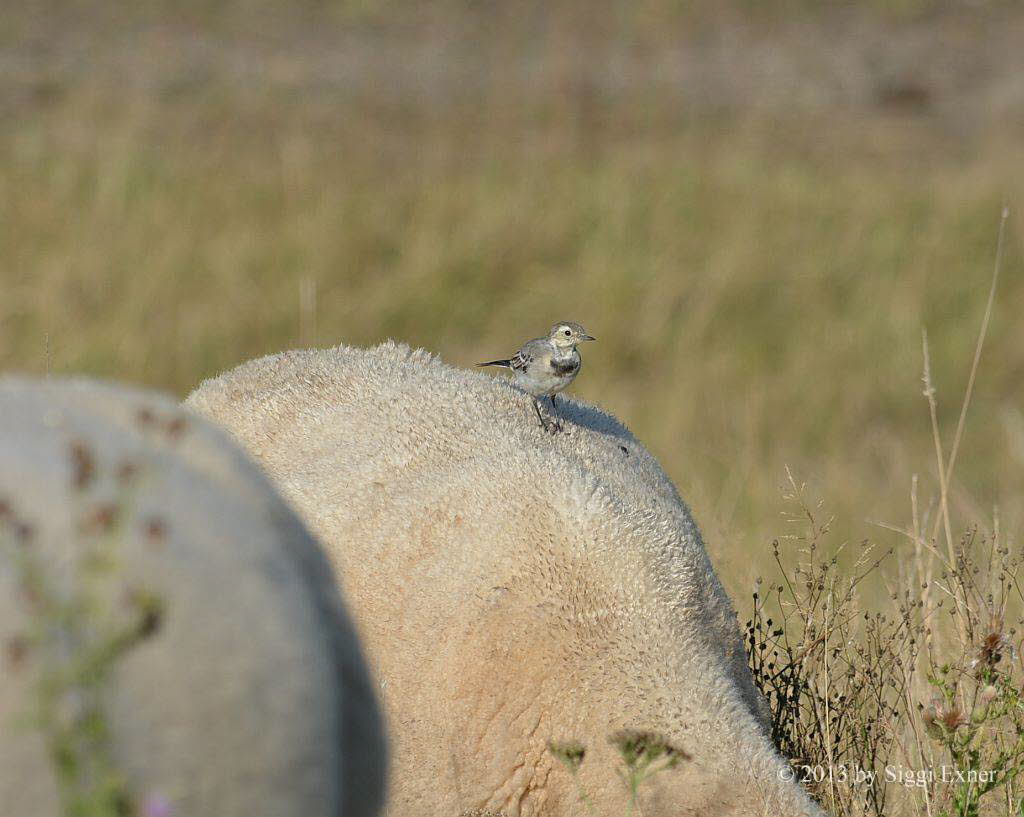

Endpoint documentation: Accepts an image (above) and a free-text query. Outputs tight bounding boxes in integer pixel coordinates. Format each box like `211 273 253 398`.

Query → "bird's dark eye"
563 329 571 336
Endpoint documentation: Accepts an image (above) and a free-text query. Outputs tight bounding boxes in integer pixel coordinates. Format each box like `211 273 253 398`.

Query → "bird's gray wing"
510 338 548 373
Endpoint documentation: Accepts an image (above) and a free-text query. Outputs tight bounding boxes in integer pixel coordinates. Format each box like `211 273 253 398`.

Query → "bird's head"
549 321 596 350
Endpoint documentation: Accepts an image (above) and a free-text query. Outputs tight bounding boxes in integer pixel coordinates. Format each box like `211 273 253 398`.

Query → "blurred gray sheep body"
0 378 385 817
186 342 824 817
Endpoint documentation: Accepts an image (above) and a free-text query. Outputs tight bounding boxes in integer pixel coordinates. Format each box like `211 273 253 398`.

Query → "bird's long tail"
477 359 512 368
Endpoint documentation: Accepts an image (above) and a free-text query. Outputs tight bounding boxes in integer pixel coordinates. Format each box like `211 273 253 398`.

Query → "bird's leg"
532 398 561 434
548 395 564 432
533 398 551 432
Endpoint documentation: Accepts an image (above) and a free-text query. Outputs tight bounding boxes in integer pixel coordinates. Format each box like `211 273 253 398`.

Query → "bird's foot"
536 413 563 434
547 395 565 434
533 399 564 434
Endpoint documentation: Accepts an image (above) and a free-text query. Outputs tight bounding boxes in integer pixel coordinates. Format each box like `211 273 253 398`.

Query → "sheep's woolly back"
0 377 385 817
187 342 824 817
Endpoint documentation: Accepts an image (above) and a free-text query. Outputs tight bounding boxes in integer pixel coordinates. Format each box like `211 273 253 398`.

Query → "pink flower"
143 794 173 817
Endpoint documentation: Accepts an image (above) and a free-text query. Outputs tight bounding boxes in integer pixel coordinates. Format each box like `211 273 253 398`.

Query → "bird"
477 321 596 432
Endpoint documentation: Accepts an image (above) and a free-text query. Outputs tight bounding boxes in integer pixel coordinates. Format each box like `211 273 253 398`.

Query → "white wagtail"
478 321 595 432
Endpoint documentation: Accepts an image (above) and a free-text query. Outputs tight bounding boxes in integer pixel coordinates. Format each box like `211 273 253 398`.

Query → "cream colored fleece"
187 342 825 817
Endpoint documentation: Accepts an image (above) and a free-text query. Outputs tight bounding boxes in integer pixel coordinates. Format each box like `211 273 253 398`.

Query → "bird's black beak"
582 334 596 342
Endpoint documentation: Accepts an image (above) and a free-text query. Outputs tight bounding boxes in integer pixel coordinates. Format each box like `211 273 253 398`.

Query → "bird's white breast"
515 348 581 397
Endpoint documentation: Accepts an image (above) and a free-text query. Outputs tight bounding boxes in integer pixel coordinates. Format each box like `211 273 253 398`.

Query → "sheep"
185 342 826 817
0 377 386 817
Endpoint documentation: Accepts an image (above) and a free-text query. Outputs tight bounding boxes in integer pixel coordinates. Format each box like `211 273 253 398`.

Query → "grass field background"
2 0 1023 598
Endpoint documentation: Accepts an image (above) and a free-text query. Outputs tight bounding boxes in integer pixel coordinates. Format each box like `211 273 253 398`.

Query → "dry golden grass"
740 210 1024 816
2 0 1023 598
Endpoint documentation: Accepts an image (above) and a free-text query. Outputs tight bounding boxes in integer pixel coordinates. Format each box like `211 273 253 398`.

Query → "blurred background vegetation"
2 0 1022 597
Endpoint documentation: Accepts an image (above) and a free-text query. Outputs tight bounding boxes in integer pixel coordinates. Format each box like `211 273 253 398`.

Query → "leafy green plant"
747 512 1024 817
2 435 169 817
919 550 1024 817
549 729 689 816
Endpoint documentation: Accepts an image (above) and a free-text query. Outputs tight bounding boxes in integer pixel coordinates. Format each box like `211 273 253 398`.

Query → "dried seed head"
609 729 690 769
3 636 29 668
940 707 967 731
923 694 967 740
972 627 1015 670
18 580 42 609
79 503 119 535
14 522 34 545
117 460 140 485
143 517 168 545
68 440 95 491
165 416 187 440
125 588 165 639
548 740 586 771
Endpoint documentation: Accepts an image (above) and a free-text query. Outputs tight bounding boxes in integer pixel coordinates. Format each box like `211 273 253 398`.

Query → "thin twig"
928 205 1009 546
866 518 952 572
921 330 956 565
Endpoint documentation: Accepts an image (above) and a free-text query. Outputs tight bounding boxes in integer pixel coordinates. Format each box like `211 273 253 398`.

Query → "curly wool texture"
187 342 825 817
0 378 385 817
